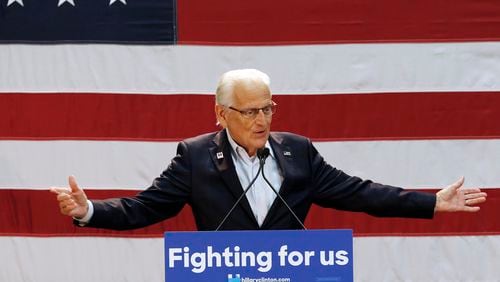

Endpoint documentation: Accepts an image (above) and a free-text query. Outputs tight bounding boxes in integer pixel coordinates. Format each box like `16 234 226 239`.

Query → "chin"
249 134 269 148
254 140 267 149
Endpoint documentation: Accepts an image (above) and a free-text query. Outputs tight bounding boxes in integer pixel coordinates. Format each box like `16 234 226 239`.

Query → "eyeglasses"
227 101 277 119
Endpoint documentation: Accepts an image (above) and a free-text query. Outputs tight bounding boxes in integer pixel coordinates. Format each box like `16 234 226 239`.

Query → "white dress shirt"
226 130 284 226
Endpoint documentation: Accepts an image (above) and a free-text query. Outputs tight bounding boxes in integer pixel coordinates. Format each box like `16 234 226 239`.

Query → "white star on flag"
7 0 24 6
58 0 75 7
109 0 126 5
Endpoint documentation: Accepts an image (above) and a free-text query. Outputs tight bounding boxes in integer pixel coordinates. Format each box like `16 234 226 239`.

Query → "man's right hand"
50 175 89 219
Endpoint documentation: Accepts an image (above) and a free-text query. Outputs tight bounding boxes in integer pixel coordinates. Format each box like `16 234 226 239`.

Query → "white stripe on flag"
1 139 499 190
2 42 500 94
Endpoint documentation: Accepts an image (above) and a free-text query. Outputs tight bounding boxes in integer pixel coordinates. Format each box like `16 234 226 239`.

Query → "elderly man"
51 69 487 230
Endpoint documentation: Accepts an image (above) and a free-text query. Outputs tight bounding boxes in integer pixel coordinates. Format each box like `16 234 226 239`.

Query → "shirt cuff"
73 200 94 226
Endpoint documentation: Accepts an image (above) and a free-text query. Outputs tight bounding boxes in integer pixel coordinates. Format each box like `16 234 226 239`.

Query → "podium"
165 229 353 281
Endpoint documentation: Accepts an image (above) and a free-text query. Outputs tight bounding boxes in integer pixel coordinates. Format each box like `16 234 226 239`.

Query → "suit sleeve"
84 141 192 230
309 140 436 219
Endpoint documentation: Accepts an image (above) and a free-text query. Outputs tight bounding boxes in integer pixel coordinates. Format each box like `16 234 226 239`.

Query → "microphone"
215 148 268 231
260 148 307 230
257 147 270 165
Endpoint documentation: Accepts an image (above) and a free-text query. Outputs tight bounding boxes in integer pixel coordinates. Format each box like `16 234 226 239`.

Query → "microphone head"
257 147 270 160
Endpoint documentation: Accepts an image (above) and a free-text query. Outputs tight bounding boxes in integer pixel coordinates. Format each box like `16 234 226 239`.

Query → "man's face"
216 81 273 156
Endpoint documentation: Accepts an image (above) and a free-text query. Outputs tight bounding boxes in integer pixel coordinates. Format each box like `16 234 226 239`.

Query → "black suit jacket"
86 130 436 230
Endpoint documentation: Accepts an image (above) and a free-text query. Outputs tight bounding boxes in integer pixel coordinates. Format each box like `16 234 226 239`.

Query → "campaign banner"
164 229 353 282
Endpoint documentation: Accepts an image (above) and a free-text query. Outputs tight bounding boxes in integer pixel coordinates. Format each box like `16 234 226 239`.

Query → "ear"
215 104 228 128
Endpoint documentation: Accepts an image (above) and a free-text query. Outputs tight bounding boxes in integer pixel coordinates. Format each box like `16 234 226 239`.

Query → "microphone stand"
215 151 265 231
215 147 306 230
260 149 307 230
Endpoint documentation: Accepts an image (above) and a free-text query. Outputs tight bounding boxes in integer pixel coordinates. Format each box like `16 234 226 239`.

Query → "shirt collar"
226 129 275 161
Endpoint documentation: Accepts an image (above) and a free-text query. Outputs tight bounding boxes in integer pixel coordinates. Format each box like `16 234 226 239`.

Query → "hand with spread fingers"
434 177 488 213
50 175 89 219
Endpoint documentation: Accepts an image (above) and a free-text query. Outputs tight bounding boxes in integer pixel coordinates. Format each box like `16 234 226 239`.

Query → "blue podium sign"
164 229 353 282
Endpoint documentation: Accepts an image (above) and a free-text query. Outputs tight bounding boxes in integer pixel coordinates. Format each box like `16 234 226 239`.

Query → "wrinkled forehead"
231 80 271 105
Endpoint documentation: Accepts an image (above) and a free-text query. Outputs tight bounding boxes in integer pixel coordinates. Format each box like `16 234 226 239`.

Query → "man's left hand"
435 177 487 213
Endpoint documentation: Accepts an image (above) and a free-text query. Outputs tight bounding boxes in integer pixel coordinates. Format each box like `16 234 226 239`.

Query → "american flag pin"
284 151 292 156
216 152 224 159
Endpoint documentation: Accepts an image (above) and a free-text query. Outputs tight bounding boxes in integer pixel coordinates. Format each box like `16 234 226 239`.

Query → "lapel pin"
216 152 224 159
283 151 292 156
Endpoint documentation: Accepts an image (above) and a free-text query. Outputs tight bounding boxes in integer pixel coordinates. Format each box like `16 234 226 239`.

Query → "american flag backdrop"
1 0 500 281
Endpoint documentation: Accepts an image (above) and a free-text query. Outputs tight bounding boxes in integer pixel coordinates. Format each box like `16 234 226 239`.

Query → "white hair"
215 69 271 106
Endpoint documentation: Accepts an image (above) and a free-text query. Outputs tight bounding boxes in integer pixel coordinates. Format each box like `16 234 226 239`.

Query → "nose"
254 109 267 124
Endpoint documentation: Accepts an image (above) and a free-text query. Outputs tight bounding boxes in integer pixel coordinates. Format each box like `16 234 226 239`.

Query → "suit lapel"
261 133 294 228
268 133 292 184
208 129 257 225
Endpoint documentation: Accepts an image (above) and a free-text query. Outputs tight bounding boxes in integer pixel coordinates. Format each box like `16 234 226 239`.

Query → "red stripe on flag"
1 92 500 141
0 189 196 237
1 189 498 237
177 0 500 45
